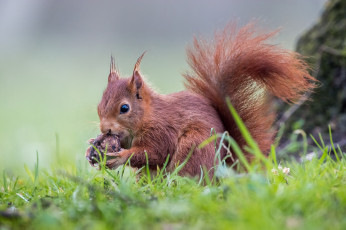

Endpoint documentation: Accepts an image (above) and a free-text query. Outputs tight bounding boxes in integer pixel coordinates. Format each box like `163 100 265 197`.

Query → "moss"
279 0 346 142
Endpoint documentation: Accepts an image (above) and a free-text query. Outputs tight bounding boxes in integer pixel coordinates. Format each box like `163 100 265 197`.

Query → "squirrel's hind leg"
167 129 216 178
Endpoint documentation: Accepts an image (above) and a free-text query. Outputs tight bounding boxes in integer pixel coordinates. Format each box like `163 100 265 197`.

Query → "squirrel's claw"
105 152 128 169
87 138 95 144
105 158 121 169
106 152 118 157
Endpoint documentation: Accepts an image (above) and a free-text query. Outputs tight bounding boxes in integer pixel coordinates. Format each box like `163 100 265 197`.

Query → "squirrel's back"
155 91 225 134
183 23 316 157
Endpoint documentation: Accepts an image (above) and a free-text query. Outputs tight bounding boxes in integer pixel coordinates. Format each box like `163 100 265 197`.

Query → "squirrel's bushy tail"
184 23 316 156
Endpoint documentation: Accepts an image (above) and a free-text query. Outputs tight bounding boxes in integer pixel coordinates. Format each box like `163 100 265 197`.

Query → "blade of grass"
34 151 39 183
270 145 277 167
310 134 322 150
210 128 218 151
202 166 211 186
156 154 170 182
274 123 285 147
100 143 109 174
293 129 307 156
24 164 35 183
225 136 251 172
336 145 344 158
198 166 204 186
319 133 326 149
172 145 195 176
55 133 60 164
16 193 29 202
226 97 271 169
12 176 19 191
120 153 135 179
198 134 219 149
318 147 329 166
145 151 152 185
214 132 228 166
3 170 8 192
329 125 340 162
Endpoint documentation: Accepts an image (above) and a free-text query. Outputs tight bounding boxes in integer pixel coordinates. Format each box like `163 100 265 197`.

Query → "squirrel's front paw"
105 151 129 169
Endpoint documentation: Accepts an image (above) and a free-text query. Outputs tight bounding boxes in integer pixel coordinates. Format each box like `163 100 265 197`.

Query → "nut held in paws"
85 134 121 166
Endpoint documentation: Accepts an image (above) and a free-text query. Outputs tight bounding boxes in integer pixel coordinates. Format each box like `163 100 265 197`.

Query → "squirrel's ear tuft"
133 51 146 74
130 52 146 99
108 55 119 82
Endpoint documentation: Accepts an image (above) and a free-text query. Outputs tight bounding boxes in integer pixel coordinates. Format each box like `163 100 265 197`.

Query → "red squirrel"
87 23 316 177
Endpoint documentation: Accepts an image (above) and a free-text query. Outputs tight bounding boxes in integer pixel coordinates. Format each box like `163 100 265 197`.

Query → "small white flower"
271 168 278 175
202 188 211 195
283 167 290 175
278 165 283 170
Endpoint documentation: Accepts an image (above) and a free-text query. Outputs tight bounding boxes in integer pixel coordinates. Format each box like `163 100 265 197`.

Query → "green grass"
1 104 345 230
1 145 345 230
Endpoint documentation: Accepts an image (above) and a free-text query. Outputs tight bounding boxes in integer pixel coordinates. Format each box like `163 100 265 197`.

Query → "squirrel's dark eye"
120 104 130 114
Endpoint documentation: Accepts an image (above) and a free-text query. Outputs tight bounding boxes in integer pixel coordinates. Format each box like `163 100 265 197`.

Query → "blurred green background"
0 0 327 171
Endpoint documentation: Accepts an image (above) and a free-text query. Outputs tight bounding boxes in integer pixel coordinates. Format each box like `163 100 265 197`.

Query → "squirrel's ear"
131 70 143 90
130 52 146 99
108 55 119 82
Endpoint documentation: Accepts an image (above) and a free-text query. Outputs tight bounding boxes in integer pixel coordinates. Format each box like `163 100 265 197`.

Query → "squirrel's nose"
101 127 112 135
100 122 112 134
103 129 111 135
100 120 122 134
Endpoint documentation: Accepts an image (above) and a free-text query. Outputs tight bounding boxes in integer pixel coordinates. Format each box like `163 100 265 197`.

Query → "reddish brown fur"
86 23 316 177
184 23 316 160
